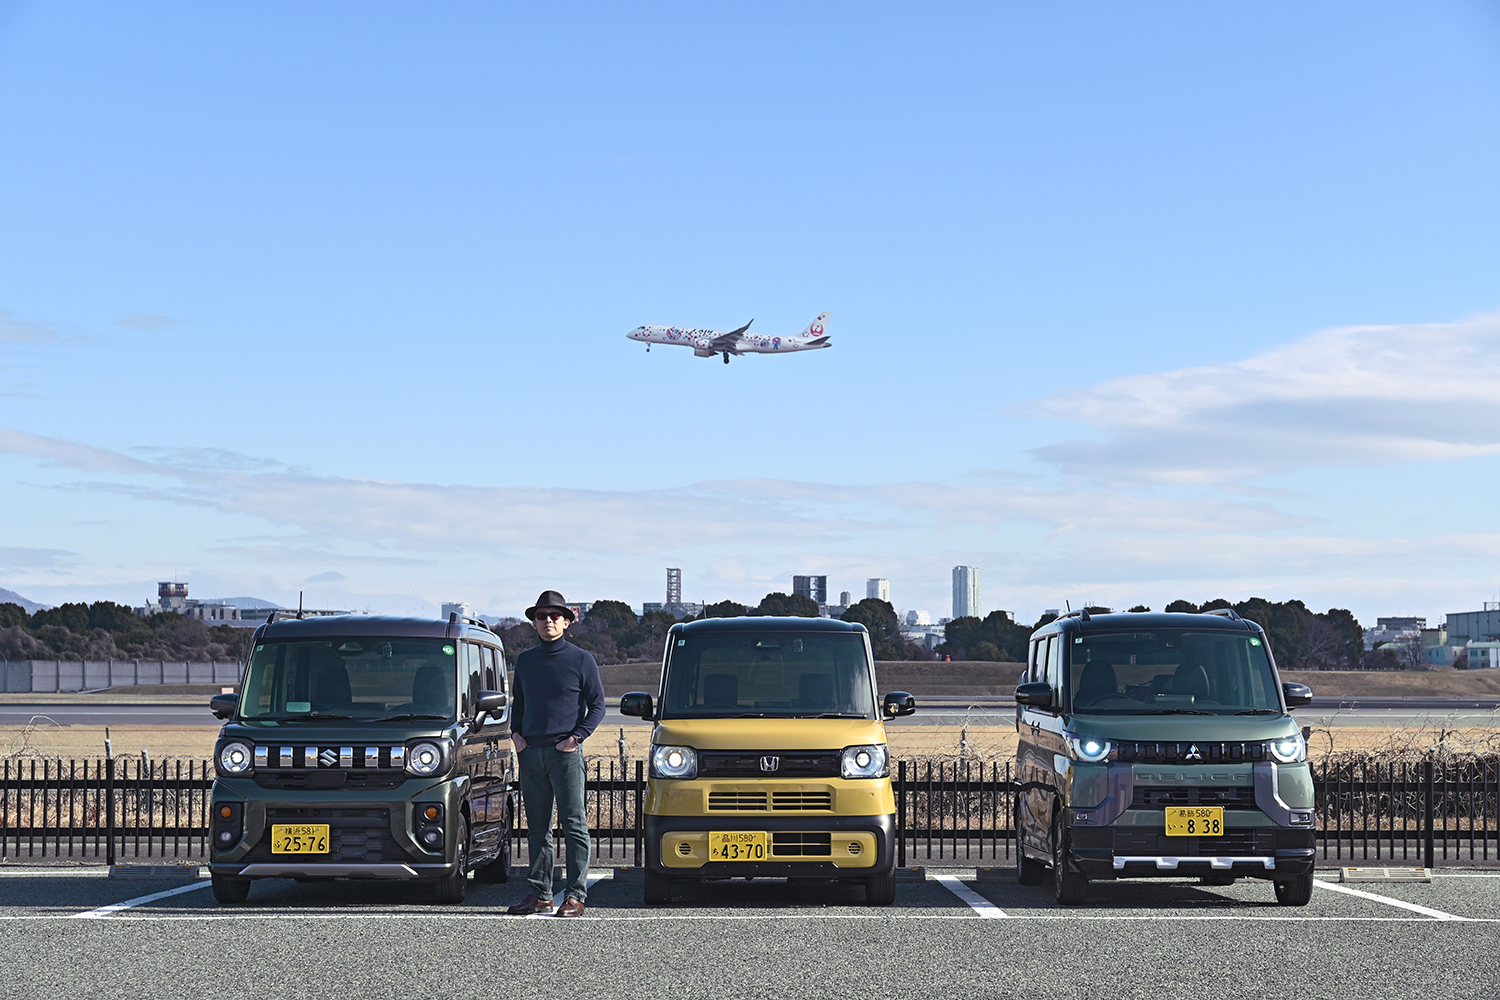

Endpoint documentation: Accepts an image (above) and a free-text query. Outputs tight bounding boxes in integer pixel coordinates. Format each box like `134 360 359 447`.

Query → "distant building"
866 578 889 603
1467 642 1500 669
1448 604 1500 644
643 602 702 620
1364 616 1426 651
905 609 931 626
441 602 471 622
839 591 852 607
666 568 682 606
952 566 981 619
793 575 827 605
138 582 241 623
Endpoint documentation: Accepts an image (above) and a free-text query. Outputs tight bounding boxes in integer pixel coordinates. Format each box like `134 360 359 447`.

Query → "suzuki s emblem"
760 756 780 772
318 748 338 768
1186 744 1202 761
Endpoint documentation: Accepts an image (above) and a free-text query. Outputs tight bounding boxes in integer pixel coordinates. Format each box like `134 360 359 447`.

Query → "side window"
1028 639 1042 683
481 646 498 692
1046 635 1064 702
462 642 482 717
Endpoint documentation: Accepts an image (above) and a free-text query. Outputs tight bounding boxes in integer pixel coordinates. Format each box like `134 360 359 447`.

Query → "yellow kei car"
620 616 916 905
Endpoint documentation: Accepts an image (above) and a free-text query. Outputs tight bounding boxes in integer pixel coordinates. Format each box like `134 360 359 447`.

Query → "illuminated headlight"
1268 732 1307 763
650 745 698 779
841 744 889 779
217 741 254 775
405 741 445 776
1066 735 1112 763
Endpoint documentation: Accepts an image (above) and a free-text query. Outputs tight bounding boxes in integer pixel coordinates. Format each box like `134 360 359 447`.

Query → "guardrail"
2 756 1495 867
0 660 242 693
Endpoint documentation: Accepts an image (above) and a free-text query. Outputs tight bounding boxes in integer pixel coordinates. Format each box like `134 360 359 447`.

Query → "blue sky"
2 2 1498 625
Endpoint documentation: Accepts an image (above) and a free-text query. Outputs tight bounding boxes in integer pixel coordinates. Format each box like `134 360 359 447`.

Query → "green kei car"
1014 609 1316 906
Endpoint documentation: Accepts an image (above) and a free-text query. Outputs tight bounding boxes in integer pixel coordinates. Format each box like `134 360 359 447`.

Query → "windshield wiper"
373 713 450 722
802 713 868 719
1234 709 1281 715
1140 709 1215 715
250 713 355 722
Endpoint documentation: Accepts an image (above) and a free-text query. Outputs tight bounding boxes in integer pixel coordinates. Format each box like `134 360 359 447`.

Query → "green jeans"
517 745 591 902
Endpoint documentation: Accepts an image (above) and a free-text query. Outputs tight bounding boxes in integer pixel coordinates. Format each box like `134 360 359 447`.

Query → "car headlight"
650 745 698 779
1066 735 1112 762
841 744 889 779
405 741 445 776
217 741 254 775
1268 732 1307 763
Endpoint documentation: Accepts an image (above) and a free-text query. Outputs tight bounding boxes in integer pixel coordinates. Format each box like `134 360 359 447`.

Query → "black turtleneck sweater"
511 637 606 746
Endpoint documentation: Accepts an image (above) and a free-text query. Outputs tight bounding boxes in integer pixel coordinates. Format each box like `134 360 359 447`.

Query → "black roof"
1038 612 1257 635
256 614 499 642
670 616 867 635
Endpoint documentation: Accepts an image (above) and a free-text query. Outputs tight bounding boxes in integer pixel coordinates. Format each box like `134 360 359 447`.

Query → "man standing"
505 590 606 917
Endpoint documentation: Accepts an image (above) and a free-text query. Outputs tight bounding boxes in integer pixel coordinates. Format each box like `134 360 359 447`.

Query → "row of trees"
0 602 254 663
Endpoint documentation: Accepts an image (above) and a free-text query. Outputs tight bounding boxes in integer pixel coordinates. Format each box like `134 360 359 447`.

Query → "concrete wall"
0 660 242 693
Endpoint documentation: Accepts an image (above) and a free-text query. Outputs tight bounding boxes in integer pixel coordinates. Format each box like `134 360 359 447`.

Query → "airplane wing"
709 319 753 352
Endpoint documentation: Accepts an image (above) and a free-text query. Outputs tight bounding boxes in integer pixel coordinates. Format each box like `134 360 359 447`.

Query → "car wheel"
1052 816 1088 906
1274 872 1314 907
1016 804 1046 884
644 869 672 906
474 806 513 883
210 874 250 904
864 869 896 906
433 817 469 904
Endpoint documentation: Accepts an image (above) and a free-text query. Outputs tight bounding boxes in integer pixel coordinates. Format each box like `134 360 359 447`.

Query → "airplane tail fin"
795 312 831 340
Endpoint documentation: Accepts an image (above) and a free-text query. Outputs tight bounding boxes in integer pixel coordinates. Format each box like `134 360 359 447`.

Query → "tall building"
793 575 827 604
866 578 889 603
666 568 682 606
839 591 852 606
952 566 981 619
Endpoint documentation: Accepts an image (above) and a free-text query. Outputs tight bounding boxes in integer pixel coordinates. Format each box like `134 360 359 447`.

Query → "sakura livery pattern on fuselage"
626 312 831 364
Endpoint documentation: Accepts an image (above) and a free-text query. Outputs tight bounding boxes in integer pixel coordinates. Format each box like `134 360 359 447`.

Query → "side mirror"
1282 682 1312 709
475 690 508 714
620 691 655 720
882 691 916 718
1015 682 1054 708
209 692 238 720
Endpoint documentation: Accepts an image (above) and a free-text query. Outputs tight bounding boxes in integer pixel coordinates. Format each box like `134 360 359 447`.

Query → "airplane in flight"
626 312 832 363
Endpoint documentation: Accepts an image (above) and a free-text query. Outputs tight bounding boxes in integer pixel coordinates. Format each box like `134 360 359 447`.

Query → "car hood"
1063 713 1299 742
652 717 887 750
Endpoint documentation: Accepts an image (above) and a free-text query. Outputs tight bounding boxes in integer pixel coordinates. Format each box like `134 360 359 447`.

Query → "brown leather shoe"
505 894 554 915
555 897 586 917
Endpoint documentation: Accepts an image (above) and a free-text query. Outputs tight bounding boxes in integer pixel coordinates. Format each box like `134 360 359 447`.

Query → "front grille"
708 791 768 811
253 772 405 790
242 807 411 864
771 791 832 811
698 752 841 778
772 832 832 857
1133 786 1255 809
1113 828 1274 856
1117 741 1267 763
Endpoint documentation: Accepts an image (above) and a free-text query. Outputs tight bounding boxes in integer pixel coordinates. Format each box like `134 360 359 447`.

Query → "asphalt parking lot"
2 866 1497 1000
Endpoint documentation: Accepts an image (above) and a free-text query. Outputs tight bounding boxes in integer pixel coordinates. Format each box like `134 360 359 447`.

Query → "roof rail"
1059 608 1091 622
1203 608 1241 621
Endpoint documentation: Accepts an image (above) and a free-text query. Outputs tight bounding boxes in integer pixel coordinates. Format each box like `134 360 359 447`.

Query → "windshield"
239 638 457 721
660 631 875 719
1068 629 1281 715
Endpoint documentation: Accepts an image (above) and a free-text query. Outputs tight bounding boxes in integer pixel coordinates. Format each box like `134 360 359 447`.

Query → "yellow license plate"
708 831 767 861
1164 807 1224 837
271 823 330 854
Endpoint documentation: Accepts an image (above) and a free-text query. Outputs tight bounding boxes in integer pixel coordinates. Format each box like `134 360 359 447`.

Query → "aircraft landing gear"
722 352 730 364
646 344 650 352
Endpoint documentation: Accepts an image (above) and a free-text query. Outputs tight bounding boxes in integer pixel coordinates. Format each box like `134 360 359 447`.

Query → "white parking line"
933 876 1007 918
71 880 212 918
1313 878 1467 920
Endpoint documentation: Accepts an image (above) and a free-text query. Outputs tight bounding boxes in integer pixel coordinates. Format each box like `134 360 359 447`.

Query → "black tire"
432 817 469 904
210 874 250 904
644 869 672 906
1052 817 1088 906
864 869 896 906
1274 872 1314 907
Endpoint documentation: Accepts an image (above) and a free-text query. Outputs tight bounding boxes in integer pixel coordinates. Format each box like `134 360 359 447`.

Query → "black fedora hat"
525 590 575 622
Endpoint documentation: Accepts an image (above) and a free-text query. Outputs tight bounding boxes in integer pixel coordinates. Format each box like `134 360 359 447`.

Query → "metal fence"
0 659 241 693
2 755 1496 868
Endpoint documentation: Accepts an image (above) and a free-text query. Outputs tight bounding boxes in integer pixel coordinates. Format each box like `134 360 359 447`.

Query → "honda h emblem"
760 756 779 772
1186 744 1202 761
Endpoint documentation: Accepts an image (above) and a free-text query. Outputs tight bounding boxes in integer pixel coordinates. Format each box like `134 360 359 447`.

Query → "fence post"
633 759 644 868
1423 755 1435 870
105 753 116 867
896 759 907 869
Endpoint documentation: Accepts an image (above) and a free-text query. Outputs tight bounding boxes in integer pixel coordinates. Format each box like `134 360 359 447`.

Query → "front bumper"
645 813 895 879
1070 824 1317 879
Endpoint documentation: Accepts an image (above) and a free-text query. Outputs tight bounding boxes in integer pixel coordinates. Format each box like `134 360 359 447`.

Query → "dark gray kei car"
207 615 515 904
1015 609 1316 906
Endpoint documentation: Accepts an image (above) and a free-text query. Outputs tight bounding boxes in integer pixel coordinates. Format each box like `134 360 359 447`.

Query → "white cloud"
1027 311 1500 484
0 310 59 343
